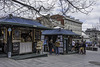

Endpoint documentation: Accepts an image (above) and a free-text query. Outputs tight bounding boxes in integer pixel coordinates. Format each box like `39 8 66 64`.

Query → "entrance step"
11 53 48 60
0 54 7 58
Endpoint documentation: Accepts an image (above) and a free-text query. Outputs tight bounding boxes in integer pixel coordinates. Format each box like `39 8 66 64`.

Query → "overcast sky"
67 0 100 31
0 0 99 31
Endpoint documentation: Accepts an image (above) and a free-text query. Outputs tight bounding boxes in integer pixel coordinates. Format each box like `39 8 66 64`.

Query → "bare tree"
0 0 96 18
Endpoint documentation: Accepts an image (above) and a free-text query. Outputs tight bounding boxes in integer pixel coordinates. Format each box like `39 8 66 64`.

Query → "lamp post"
7 28 12 58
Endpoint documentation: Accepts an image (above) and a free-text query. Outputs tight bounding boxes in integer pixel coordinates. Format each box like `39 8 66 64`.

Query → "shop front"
42 29 78 54
0 14 49 58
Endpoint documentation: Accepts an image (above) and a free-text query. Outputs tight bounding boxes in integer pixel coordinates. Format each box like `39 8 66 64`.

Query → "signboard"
12 42 20 54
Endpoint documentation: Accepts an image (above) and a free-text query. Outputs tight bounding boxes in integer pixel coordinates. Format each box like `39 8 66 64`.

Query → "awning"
42 29 79 36
0 15 51 30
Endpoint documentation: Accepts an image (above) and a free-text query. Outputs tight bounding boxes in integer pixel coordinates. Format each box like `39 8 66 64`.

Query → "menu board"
12 42 20 54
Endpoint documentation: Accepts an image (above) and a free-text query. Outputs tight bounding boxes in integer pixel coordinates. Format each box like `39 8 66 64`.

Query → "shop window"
34 30 41 42
21 30 32 42
13 30 21 40
0 28 6 43
0 29 3 39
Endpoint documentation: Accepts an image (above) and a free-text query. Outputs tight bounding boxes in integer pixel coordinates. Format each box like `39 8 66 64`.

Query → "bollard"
8 52 11 58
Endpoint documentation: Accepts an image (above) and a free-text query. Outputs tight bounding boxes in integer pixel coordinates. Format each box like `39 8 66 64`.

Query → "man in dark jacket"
48 39 53 54
75 40 80 53
82 41 86 54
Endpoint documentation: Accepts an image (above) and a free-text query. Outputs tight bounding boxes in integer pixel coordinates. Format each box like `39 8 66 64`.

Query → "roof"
0 15 50 29
50 14 64 19
65 17 83 24
50 14 82 24
42 29 78 35
82 32 90 38
85 28 100 32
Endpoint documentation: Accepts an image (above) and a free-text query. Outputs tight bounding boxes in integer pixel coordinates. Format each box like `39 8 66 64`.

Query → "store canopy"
42 29 79 36
0 15 50 30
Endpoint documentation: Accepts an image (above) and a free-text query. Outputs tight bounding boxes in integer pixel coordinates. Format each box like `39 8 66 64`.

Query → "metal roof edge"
0 21 51 30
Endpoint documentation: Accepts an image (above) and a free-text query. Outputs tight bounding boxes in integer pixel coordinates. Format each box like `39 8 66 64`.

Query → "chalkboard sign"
12 42 20 55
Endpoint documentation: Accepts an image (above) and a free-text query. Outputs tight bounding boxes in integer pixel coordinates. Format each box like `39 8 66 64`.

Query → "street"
0 49 100 67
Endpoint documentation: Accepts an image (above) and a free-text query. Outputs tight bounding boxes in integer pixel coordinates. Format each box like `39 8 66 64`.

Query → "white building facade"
64 17 83 35
85 28 100 45
82 32 90 42
36 14 83 36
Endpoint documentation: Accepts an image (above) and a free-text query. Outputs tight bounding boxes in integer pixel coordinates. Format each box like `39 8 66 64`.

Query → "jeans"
56 47 59 55
49 48 52 54
44 45 47 52
84 47 86 54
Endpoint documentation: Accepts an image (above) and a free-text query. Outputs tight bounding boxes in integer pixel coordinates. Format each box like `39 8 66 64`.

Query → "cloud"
0 0 99 31
68 0 100 31
82 23 92 31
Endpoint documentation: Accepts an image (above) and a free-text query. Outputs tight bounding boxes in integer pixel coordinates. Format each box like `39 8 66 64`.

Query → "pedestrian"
79 41 86 55
83 41 86 54
48 39 53 54
79 41 84 54
75 40 80 53
71 40 75 52
55 38 60 55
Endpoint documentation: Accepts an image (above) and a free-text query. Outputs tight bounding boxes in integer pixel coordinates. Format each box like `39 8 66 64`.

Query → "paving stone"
0 48 100 67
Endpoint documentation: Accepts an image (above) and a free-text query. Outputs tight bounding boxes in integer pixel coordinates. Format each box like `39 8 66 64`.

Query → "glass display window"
21 30 32 42
34 29 41 42
13 30 21 40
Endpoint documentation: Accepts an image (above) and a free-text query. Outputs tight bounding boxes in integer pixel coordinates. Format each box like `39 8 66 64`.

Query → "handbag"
52 48 54 52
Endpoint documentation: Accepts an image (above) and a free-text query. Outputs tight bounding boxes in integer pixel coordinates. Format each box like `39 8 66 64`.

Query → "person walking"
55 38 60 55
48 39 53 54
75 40 80 53
71 40 75 52
79 41 84 54
83 41 86 54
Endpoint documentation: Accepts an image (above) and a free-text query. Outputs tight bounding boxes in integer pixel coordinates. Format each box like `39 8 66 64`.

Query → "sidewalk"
0 48 100 67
